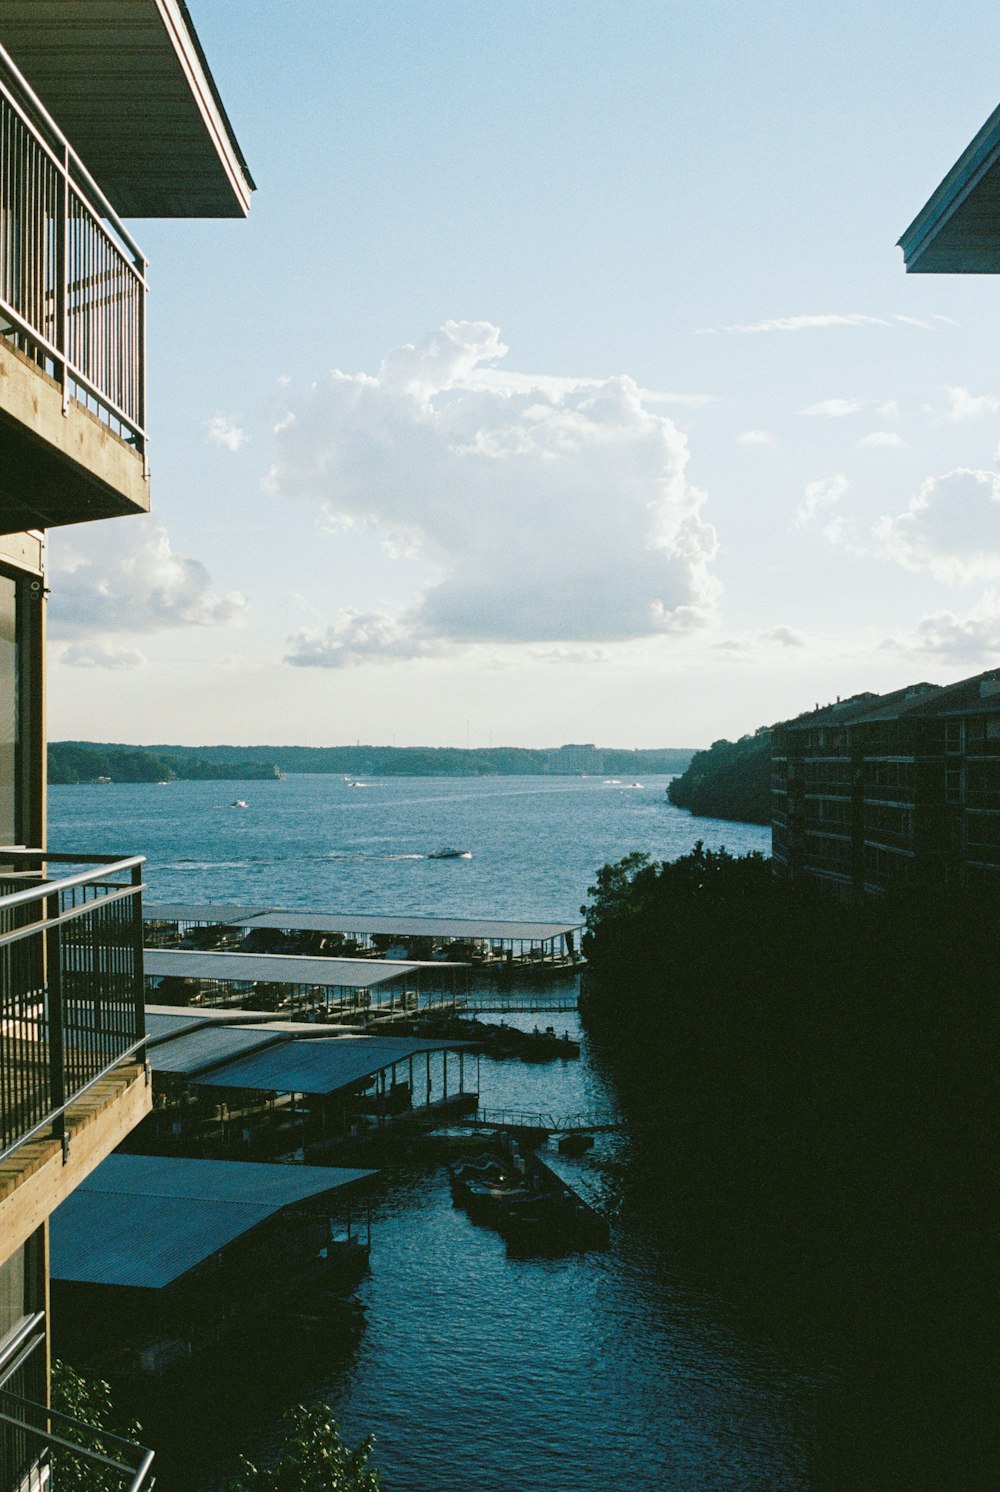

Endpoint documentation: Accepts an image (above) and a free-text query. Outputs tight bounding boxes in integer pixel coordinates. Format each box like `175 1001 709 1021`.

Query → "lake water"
48 776 839 1491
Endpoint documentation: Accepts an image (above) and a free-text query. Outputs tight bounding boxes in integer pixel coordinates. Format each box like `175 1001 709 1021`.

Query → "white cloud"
942 386 1000 421
796 473 849 528
270 321 719 662
884 592 1000 664
286 611 445 669
895 314 934 330
205 415 249 451
737 429 776 446
49 522 248 635
764 625 806 647
801 398 900 420
801 398 864 418
471 368 713 408
59 640 146 670
875 468 1000 584
700 313 890 334
858 431 906 449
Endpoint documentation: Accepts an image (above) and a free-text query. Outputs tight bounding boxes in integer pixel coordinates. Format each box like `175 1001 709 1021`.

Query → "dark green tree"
227 1406 381 1492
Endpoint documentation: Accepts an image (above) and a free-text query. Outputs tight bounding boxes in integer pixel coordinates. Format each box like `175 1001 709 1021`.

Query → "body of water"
49 776 839 1491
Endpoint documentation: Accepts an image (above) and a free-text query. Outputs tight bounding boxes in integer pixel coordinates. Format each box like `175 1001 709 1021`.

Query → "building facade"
0 4 251 1481
772 670 1000 899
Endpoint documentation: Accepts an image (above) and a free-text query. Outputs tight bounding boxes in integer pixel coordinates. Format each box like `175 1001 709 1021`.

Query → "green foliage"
51 1360 144 1492
48 743 280 783
666 728 772 823
227 1406 381 1491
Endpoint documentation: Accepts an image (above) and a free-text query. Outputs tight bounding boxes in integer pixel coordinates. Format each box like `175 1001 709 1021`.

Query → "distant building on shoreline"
771 668 1000 899
547 743 604 774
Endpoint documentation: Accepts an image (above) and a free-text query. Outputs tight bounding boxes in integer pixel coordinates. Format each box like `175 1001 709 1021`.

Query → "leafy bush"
227 1406 381 1491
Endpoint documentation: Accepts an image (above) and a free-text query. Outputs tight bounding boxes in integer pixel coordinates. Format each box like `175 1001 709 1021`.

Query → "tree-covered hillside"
666 728 771 823
48 743 282 784
50 742 696 781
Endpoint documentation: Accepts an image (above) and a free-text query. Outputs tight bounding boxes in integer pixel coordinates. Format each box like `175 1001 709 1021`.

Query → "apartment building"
0 4 251 1483
772 670 1000 899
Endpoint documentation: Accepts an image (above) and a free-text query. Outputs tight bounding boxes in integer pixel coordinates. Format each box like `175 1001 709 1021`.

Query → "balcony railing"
0 1317 154 1489
0 42 147 463
0 850 146 1165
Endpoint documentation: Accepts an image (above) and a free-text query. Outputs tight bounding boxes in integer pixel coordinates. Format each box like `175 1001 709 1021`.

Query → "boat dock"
143 947 467 1024
144 903 584 975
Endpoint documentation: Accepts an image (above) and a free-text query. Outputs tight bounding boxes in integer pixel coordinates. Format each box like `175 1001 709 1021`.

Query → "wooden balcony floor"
0 1060 146 1205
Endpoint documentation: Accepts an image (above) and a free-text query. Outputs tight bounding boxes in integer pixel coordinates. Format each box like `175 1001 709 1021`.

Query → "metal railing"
0 41 147 463
0 849 146 1165
0 1317 155 1488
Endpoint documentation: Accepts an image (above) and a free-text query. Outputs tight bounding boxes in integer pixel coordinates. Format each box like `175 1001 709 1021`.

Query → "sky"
44 0 1000 749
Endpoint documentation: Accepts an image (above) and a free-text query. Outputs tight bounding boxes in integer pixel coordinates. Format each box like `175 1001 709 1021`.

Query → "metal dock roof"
147 1023 285 1076
193 1034 464 1095
236 912 580 941
143 904 580 941
50 1154 374 1290
144 949 423 989
145 902 271 924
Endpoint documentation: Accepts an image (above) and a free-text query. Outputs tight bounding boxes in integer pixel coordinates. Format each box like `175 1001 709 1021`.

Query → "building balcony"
0 851 151 1264
0 42 149 533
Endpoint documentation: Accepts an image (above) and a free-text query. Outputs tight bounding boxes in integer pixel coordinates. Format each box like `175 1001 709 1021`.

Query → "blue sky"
46 0 1000 747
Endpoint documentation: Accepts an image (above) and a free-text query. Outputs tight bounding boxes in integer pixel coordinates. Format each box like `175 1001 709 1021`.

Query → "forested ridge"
50 741 696 782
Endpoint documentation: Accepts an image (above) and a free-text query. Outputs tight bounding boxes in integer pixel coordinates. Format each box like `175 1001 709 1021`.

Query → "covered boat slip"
49 1153 373 1374
144 902 583 967
143 947 468 1022
141 1005 476 1158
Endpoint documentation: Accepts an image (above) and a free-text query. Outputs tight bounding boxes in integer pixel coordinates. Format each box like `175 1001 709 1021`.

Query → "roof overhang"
899 103 1000 272
0 0 253 218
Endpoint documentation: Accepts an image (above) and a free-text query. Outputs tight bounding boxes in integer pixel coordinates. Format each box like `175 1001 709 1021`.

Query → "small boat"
427 847 472 859
230 799 248 809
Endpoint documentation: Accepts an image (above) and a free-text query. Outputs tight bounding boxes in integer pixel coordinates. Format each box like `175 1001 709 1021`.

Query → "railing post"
57 145 69 416
44 889 67 1159
131 861 146 1074
138 254 148 476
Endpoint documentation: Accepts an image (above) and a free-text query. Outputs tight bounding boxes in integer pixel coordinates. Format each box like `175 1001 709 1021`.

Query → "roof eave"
899 102 1000 274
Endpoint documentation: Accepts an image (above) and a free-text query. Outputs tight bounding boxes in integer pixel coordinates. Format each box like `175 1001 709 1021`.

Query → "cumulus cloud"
205 415 248 451
469 368 713 408
49 522 247 635
942 387 1000 421
737 429 776 446
286 611 445 668
270 321 719 662
884 592 1000 664
59 640 146 670
875 468 1000 584
858 431 906 449
796 473 849 528
701 313 890 334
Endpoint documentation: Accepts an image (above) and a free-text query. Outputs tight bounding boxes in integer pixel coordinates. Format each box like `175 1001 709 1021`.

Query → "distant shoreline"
49 741 697 785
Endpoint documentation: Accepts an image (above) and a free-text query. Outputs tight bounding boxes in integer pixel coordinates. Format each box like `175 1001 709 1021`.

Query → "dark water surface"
48 777 841 1491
